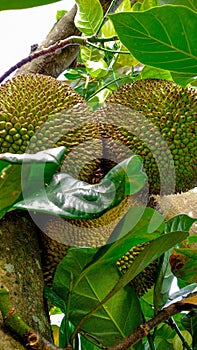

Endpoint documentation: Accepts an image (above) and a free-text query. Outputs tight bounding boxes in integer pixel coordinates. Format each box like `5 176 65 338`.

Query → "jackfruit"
107 79 197 194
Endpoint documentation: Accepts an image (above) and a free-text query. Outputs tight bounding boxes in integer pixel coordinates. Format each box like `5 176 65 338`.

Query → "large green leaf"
0 0 60 10
80 207 164 277
53 248 143 348
108 5 197 75
89 231 188 308
159 0 197 12
75 0 103 35
14 156 147 219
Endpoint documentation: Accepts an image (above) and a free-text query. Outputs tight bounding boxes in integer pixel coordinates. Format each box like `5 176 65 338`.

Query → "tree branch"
14 0 113 78
106 293 197 350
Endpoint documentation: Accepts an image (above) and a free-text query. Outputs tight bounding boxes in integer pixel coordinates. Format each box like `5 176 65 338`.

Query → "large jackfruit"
107 79 197 194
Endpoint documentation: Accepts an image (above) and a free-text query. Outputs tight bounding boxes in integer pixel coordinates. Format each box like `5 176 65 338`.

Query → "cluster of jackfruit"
0 74 196 295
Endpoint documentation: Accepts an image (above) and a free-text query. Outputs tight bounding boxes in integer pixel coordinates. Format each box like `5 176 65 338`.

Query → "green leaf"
159 0 197 12
154 214 197 311
0 165 22 216
182 310 197 350
100 231 188 303
14 156 147 219
44 285 66 314
81 207 164 276
108 5 197 75
165 214 197 234
0 147 65 217
133 0 158 11
75 0 103 35
0 0 60 10
53 248 143 347
140 65 172 80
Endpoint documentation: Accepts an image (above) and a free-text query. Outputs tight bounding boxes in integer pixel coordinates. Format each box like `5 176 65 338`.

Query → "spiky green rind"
117 242 158 296
108 79 197 193
0 73 84 154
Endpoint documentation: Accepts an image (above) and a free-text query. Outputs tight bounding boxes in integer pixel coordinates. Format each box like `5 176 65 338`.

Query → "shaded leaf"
182 310 197 350
108 5 197 75
53 248 142 347
154 214 197 311
0 0 60 10
14 156 147 219
75 0 103 35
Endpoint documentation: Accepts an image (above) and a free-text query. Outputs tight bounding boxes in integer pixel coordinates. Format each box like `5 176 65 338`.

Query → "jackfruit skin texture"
0 74 85 154
108 79 197 194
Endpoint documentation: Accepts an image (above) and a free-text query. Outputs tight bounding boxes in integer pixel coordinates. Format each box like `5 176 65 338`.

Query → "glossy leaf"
0 0 60 10
53 248 143 347
81 207 164 277
0 147 65 217
14 156 147 219
165 214 197 234
108 5 197 75
75 0 103 36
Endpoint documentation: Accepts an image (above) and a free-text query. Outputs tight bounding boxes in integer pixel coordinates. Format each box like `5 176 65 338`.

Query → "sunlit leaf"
140 65 172 80
108 5 197 75
159 0 197 12
75 0 103 35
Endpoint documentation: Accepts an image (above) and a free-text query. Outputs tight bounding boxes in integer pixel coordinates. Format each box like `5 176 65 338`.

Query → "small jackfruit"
108 79 196 193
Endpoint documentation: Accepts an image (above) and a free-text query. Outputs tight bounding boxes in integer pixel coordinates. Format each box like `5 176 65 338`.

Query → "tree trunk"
0 210 52 349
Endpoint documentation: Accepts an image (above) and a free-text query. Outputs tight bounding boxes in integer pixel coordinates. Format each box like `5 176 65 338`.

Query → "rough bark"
0 211 52 349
